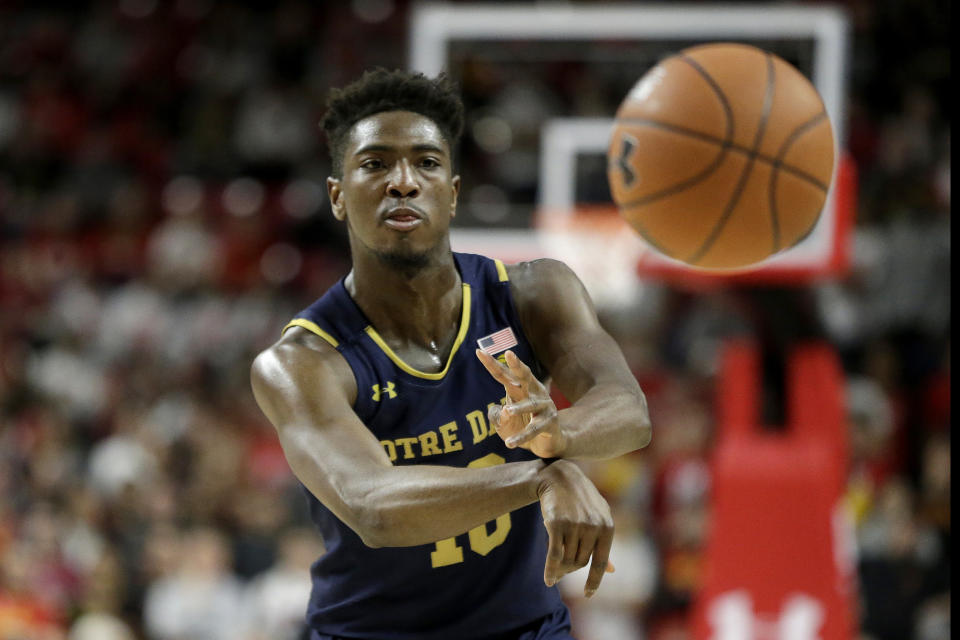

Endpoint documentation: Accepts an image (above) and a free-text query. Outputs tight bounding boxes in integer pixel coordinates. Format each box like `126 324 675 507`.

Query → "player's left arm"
477 258 651 460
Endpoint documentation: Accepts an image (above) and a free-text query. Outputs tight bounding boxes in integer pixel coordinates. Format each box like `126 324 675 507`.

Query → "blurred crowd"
0 2 949 640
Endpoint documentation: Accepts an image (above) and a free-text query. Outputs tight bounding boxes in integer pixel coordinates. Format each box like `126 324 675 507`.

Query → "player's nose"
386 160 420 199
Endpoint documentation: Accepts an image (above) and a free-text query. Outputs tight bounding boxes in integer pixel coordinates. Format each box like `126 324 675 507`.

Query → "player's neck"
346 248 463 350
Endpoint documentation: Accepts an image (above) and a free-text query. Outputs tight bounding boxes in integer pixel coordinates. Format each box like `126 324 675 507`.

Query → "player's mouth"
382 206 425 232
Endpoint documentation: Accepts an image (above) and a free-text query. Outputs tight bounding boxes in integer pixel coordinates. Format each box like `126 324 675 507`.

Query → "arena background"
0 1 949 639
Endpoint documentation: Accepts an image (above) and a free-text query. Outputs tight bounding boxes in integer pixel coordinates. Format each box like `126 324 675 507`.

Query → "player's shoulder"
503 257 581 288
503 258 585 299
251 327 356 398
501 258 592 328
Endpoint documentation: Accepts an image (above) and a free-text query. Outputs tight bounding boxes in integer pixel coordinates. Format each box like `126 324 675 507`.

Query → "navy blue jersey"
283 252 566 640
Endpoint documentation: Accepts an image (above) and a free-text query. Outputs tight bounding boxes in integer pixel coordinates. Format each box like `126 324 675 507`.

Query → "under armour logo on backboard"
708 591 825 640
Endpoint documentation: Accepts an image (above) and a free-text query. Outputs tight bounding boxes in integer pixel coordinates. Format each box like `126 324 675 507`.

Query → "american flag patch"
477 327 518 355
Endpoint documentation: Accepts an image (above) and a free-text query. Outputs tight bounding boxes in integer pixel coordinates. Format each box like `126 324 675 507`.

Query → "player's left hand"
476 349 567 458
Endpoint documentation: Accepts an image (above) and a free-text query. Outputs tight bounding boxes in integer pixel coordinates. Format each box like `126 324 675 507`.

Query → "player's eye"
360 158 384 170
420 157 441 168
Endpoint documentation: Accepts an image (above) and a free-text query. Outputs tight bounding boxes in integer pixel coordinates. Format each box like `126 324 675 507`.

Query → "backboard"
409 3 854 306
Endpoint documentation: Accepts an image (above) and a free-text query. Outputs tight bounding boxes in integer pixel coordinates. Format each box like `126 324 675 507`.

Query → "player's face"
328 110 460 271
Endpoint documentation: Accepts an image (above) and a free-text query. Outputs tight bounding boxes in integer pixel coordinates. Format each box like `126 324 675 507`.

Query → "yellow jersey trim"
282 319 340 348
494 259 509 282
364 284 472 380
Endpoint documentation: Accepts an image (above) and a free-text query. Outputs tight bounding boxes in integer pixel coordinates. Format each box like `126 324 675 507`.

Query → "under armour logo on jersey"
372 382 397 401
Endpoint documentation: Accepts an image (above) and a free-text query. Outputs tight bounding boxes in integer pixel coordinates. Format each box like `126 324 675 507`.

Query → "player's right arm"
250 327 613 592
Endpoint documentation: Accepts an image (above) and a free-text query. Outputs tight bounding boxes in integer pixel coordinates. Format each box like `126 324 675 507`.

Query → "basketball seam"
620 217 677 259
610 140 730 210
610 54 737 214
611 118 830 193
686 52 777 266
676 54 736 142
769 111 832 249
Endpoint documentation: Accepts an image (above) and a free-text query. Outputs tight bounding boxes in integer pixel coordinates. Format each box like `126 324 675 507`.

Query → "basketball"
607 42 836 270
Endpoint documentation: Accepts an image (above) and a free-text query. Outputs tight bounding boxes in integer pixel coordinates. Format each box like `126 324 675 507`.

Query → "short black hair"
320 68 465 177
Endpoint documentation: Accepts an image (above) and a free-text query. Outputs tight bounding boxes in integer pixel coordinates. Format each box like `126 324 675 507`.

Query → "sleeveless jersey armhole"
283 318 340 348
494 258 509 282
492 259 550 383
281 318 376 415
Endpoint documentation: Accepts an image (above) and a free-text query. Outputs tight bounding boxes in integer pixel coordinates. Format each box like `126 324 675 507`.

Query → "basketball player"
251 69 652 640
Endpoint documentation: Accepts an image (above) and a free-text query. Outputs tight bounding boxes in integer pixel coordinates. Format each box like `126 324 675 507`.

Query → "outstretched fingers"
475 349 521 388
504 350 537 385
584 527 614 597
543 520 616 596
504 398 553 416
543 522 565 587
504 414 555 448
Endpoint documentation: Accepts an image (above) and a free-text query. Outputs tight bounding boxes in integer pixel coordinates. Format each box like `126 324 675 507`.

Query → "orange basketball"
607 43 835 270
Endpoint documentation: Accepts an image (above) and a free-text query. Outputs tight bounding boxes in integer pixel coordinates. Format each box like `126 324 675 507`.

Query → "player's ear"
328 177 346 221
449 175 460 218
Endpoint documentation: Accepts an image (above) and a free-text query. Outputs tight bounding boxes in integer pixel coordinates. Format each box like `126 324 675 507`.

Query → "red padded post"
691 340 856 640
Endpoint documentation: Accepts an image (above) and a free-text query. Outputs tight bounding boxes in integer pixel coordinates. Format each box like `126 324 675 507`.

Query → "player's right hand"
536 459 615 597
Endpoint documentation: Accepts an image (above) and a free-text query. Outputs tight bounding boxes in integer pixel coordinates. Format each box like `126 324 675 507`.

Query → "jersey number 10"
430 453 512 567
